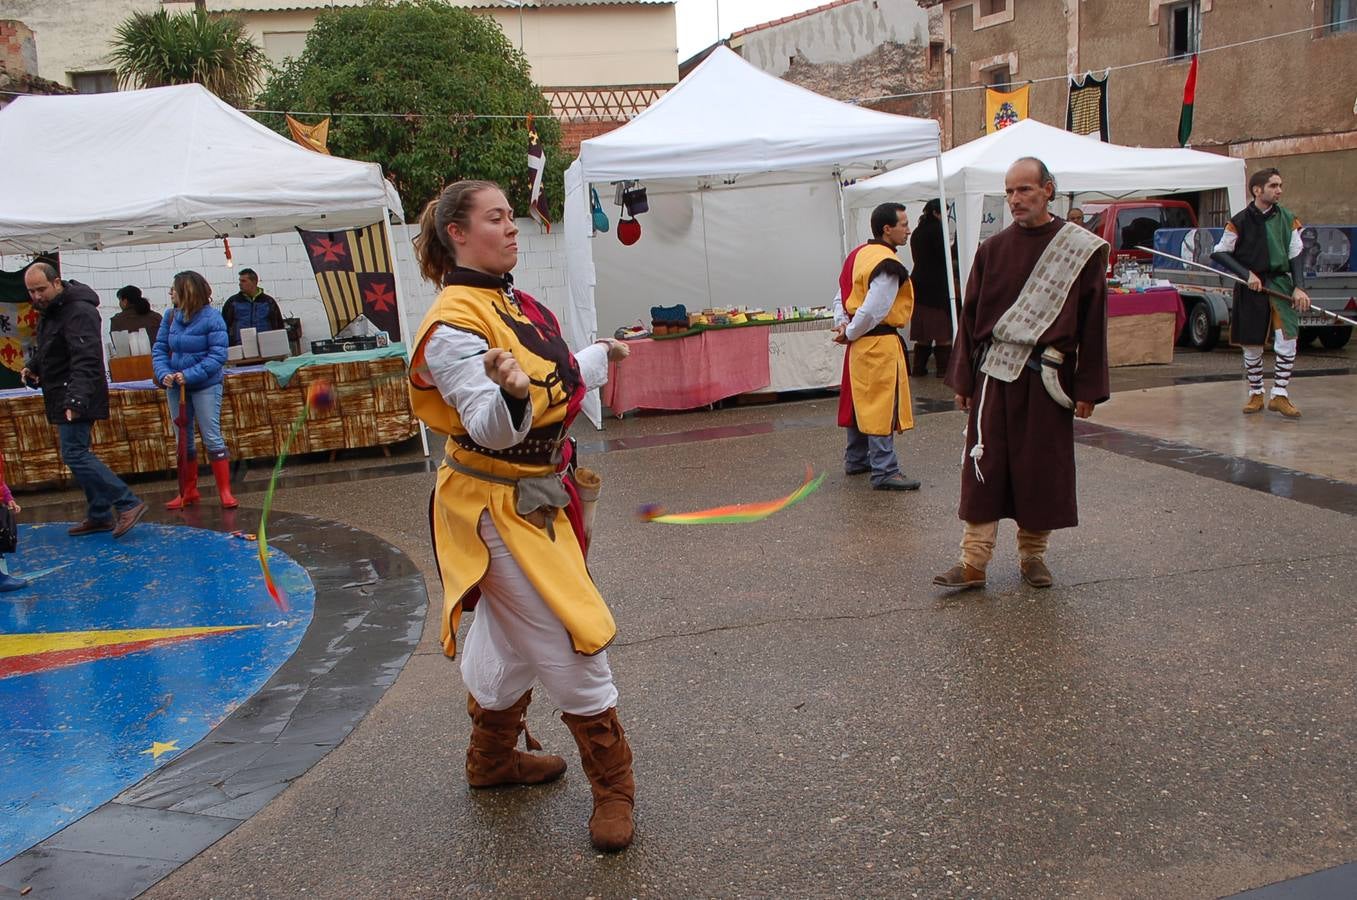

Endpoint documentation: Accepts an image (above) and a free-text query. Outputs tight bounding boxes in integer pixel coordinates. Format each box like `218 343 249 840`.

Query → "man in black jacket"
22 263 145 537
222 268 284 347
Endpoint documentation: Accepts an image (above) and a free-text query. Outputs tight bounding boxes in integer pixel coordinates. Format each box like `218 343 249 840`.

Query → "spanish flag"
985 85 1029 134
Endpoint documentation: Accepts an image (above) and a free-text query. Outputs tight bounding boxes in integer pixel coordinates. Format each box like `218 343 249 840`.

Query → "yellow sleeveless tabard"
845 243 914 435
409 280 616 659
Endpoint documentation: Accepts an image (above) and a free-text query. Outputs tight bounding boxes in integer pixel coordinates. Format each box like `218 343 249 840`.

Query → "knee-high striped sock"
1271 332 1297 398
1242 348 1264 394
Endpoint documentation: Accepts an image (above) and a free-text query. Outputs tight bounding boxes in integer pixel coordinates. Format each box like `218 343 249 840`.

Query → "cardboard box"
256 329 290 358
109 355 155 383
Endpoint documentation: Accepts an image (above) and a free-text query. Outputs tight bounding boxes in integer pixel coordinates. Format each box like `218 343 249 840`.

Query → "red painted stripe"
0 633 213 679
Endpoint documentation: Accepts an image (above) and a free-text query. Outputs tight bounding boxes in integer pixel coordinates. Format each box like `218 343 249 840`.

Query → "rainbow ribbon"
638 466 824 525
257 379 336 610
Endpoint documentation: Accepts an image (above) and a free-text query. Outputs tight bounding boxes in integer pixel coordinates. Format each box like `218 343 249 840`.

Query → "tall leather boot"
165 456 200 510
562 707 636 852
933 344 952 379
911 343 931 376
466 690 567 788
208 451 239 509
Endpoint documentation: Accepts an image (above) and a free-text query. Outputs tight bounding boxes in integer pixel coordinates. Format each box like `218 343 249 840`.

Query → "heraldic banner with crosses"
295 222 401 341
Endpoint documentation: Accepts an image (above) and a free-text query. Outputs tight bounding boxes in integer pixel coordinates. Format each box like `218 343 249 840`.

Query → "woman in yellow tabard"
832 201 919 491
407 180 636 852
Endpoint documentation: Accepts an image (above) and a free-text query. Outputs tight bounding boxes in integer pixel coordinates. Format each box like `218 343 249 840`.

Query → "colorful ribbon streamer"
257 379 335 610
639 466 824 525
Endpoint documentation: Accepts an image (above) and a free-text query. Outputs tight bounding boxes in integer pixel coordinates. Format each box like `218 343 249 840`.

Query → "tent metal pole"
835 170 849 258
933 154 960 339
381 209 430 457
699 188 713 308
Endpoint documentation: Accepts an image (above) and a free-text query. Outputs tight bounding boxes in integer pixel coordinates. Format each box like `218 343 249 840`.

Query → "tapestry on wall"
1067 70 1110 142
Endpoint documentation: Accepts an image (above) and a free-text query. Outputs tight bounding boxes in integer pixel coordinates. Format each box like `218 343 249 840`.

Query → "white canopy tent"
843 118 1247 292
562 46 950 426
0 83 427 452
0 83 405 252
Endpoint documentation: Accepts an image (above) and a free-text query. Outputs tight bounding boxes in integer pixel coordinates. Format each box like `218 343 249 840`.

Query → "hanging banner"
1067 70 1110 141
285 114 331 155
985 85 1029 134
295 222 400 340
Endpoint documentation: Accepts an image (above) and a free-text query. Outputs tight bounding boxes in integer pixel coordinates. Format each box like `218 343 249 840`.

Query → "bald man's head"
1004 157 1055 228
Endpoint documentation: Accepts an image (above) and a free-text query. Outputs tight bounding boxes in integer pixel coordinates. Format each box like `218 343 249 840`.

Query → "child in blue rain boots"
0 453 27 592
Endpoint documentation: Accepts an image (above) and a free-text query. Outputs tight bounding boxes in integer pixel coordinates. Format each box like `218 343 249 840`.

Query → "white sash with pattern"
980 223 1108 382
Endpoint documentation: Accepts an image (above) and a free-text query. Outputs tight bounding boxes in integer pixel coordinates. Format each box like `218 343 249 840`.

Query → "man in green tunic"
1211 168 1312 417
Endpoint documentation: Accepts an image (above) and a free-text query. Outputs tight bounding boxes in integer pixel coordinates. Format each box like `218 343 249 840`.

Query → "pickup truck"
1153 225 1356 351
1082 200 1356 352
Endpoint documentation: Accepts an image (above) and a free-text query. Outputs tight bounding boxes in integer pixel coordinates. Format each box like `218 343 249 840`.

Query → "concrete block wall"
0 220 568 360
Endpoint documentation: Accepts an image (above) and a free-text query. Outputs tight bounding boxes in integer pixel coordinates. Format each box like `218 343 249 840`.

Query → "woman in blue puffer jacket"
152 270 235 510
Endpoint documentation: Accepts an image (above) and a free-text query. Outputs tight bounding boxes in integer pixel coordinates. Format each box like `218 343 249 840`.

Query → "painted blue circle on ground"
0 522 315 863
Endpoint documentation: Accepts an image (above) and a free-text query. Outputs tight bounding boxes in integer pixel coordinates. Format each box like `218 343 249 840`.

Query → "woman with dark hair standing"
110 285 163 347
152 271 234 510
908 199 959 377
407 180 636 852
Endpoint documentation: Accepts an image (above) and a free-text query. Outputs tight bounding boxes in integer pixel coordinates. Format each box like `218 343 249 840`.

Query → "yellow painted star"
142 740 179 760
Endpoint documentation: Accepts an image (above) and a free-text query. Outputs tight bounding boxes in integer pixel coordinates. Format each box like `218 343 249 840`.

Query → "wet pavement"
0 344 1354 898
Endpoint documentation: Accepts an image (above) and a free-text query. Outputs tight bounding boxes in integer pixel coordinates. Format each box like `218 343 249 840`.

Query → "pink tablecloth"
1108 287 1186 334
603 327 772 414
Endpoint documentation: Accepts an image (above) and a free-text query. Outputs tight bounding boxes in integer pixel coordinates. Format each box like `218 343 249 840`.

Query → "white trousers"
460 512 618 716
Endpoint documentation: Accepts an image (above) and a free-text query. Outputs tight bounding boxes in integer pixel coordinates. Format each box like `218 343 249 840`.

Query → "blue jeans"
844 424 901 486
58 421 140 523
166 383 226 458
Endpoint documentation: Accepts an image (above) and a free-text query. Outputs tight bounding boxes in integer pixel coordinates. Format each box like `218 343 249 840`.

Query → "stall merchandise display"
0 357 415 488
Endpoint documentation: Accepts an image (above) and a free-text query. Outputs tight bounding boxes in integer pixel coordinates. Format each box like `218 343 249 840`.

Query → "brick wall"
560 118 627 155
0 20 38 75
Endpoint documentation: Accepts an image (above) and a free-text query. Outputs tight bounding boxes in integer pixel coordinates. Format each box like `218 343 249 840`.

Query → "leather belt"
451 425 568 466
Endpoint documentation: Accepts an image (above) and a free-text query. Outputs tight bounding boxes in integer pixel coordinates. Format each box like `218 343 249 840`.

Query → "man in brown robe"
933 158 1109 590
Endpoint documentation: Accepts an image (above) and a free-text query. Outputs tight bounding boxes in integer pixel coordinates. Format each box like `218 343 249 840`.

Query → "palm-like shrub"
109 9 267 107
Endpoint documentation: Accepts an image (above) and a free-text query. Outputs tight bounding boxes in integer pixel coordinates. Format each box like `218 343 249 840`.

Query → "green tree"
109 9 267 107
258 0 565 220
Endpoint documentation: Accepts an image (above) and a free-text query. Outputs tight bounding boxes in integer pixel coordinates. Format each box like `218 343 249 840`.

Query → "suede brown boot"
1020 556 1054 588
932 563 986 590
1268 395 1301 418
563 707 635 852
466 690 567 788
1242 394 1265 414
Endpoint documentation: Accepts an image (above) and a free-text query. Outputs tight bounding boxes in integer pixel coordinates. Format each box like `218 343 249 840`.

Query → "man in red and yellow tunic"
832 202 920 491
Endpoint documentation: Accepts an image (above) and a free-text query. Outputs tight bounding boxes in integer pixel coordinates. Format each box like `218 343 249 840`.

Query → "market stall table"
604 326 772 415
0 350 416 489
1107 286 1185 367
